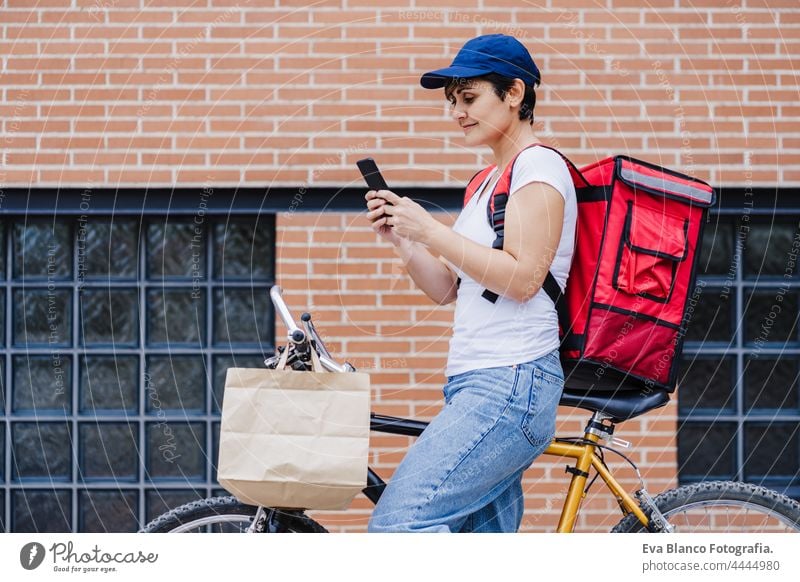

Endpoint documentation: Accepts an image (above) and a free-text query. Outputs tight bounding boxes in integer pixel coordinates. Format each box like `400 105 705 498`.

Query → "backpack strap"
463 166 497 208
457 144 585 329
479 145 578 319
480 143 551 303
455 166 500 293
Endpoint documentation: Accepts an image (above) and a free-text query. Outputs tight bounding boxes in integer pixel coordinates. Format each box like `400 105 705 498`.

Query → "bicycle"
140 285 800 534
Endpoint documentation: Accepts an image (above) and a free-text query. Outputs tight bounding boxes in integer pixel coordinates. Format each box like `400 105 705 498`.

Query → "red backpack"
462 144 715 392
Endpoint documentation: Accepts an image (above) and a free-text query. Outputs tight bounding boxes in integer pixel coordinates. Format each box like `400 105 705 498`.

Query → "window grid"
679 215 800 499
1 215 275 532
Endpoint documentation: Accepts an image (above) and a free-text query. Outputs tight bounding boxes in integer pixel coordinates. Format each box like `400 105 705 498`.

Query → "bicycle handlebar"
269 285 352 373
269 286 308 343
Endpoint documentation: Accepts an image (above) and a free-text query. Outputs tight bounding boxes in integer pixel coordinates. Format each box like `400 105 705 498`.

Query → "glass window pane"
79 423 139 482
145 356 206 414
213 288 272 346
1 359 5 414
678 422 737 480
212 354 267 414
12 422 72 481
12 355 71 414
145 489 204 523
79 288 139 346
79 490 138 533
212 421 220 483
745 357 799 413
80 355 138 414
0 421 4 482
697 221 733 277
11 489 71 532
683 287 733 344
147 222 204 279
13 288 71 347
678 356 735 413
80 220 139 279
744 222 800 278
13 222 71 279
744 290 799 345
146 422 205 481
744 423 800 481
0 221 5 278
0 289 4 345
147 289 205 346
214 219 274 280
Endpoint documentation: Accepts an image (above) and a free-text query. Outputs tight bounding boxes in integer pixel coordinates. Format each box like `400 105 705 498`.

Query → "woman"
364 34 577 532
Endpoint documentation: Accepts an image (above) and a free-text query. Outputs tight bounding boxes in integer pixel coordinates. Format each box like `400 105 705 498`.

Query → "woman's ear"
508 78 526 108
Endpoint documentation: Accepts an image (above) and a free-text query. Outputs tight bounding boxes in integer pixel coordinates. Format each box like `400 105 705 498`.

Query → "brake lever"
301 312 332 360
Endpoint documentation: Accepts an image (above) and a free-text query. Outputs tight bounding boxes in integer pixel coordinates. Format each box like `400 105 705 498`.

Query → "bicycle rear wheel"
612 481 800 533
140 496 328 533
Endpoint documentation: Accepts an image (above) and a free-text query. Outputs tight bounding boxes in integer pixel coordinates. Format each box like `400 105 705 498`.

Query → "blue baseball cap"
420 34 541 89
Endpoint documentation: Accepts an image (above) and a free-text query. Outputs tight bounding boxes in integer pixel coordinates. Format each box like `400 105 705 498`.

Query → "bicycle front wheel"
612 481 800 533
139 496 328 533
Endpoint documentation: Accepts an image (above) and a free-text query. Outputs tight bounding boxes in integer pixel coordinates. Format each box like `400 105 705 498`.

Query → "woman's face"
447 80 516 146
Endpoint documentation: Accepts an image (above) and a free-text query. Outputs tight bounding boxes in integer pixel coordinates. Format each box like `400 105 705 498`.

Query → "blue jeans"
368 349 564 533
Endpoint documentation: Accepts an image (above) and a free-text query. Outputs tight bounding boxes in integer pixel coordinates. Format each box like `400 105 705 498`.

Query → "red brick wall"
1 0 795 188
2 0 789 531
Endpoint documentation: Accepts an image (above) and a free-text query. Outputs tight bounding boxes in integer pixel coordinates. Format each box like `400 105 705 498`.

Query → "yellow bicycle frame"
543 430 649 533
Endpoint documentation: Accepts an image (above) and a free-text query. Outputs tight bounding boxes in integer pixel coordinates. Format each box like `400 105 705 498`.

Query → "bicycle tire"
139 496 328 533
611 480 800 533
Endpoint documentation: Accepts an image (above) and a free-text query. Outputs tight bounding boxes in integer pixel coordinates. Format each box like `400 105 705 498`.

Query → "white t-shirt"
445 146 577 377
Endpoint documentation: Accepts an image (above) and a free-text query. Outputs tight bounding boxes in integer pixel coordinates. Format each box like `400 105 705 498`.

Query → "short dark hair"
444 73 539 124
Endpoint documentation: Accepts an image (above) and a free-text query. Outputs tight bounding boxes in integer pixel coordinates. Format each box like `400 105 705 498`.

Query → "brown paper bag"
218 352 370 510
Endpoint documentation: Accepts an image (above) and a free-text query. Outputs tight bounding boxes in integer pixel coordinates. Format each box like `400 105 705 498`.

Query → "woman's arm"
396 239 458 305
366 189 457 305
377 182 564 303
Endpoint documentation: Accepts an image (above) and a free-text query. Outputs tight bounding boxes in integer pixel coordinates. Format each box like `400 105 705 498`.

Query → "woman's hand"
365 190 404 246
369 190 441 244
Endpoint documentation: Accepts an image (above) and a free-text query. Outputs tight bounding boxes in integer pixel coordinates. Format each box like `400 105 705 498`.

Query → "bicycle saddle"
559 387 670 423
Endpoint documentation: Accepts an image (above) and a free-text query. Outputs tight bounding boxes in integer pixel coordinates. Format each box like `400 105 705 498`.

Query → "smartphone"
356 157 389 191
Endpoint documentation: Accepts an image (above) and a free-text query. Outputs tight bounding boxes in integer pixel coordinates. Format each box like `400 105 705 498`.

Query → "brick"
244 136 308 150
107 170 174 183
6 151 69 165
244 169 308 183
0 73 39 85
175 135 235 149
73 120 139 132
107 136 173 149
0 169 37 183
0 41 37 55
40 169 105 183
73 152 138 165
40 135 106 149
141 153 207 165
74 88 140 101
311 292 378 307
0 9 38 22
5 26 70 39
72 26 140 40
6 57 72 70
108 11 175 24
106 41 173 54
4 119 69 133
176 169 241 183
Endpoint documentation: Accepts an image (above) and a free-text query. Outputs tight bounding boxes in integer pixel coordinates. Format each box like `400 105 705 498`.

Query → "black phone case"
356 157 389 191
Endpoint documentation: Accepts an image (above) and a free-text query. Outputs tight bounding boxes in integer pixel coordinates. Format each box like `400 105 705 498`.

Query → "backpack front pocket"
613 201 689 302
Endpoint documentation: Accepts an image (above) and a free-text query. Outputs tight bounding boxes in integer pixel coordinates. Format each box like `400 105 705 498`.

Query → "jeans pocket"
520 367 564 448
